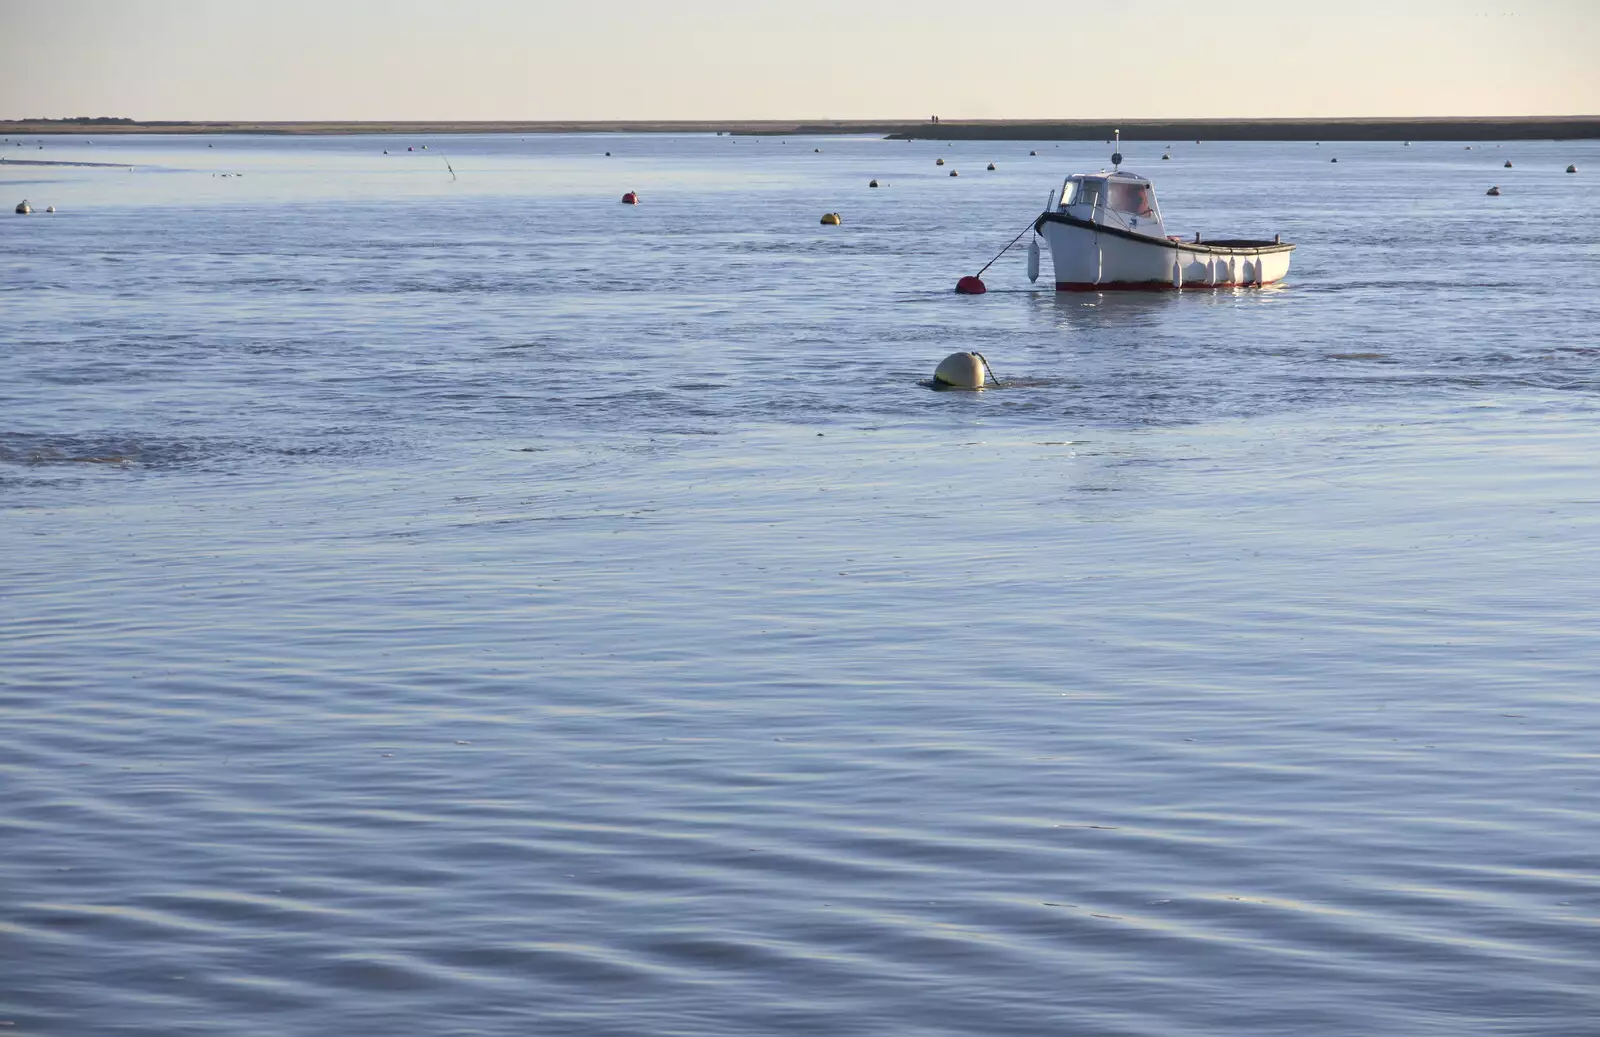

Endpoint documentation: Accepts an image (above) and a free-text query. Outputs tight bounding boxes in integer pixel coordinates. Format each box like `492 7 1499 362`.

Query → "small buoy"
1568 165 1578 174
1504 160 1513 168
868 179 879 188
621 191 638 205
605 151 610 156
407 146 413 151
820 212 841 225
935 157 944 166
1026 237 1040 283
45 205 55 213
1161 153 1170 160
987 162 996 171
1486 186 1501 196
949 169 959 177
15 199 31 214
954 275 986 295
814 148 821 153
1331 157 1338 163
1029 150 1038 156
933 352 986 389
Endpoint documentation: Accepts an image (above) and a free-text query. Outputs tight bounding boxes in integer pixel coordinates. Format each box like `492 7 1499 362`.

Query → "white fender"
1027 237 1040 283
1171 258 1182 289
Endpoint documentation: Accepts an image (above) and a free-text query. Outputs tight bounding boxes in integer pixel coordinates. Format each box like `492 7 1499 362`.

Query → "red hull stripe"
1055 279 1281 292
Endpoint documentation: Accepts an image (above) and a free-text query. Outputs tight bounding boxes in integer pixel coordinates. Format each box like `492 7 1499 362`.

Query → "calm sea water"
4 133 1600 1036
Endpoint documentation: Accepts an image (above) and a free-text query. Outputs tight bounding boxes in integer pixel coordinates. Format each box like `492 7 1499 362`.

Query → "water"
4 134 1599 1036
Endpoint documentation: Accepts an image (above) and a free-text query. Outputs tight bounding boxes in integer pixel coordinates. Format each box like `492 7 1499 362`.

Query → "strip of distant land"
2 117 1597 140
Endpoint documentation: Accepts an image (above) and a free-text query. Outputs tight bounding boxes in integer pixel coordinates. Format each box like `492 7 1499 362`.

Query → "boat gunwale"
1034 210 1296 254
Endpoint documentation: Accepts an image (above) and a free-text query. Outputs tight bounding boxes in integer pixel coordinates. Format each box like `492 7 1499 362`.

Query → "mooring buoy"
621 191 638 204
949 169 959 177
933 352 993 389
1567 164 1577 173
1486 186 1501 196
15 199 30 214
45 205 55 213
1029 150 1038 156
987 162 996 171
869 179 879 188
820 212 841 225
954 276 985 295
935 158 944 166
1505 160 1513 168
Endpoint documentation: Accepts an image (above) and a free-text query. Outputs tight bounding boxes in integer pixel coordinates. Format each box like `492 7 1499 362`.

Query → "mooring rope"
973 217 1041 278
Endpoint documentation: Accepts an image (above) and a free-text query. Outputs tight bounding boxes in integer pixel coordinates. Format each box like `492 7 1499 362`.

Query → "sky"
2 0 1597 121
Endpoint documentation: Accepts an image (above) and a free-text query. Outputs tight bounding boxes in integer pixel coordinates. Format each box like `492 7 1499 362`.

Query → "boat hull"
1034 212 1294 291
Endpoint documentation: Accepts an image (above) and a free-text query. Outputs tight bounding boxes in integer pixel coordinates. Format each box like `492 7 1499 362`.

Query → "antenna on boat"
1111 129 1122 172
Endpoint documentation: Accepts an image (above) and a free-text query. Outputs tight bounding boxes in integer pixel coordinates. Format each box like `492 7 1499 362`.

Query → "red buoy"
955 276 986 294
621 191 638 205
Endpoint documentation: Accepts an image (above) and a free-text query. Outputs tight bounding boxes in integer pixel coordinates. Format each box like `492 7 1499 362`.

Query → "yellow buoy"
820 212 841 225
933 352 986 389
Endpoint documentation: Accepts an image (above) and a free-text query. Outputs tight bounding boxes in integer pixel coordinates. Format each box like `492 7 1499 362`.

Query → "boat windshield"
1109 181 1155 217
1059 179 1078 207
1076 178 1103 209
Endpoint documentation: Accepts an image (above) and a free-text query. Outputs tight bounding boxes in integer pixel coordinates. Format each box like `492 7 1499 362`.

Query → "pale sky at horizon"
3 0 1597 121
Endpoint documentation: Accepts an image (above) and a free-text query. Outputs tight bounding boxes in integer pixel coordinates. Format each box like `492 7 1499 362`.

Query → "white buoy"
934 352 986 389
1026 237 1040 283
45 205 55 213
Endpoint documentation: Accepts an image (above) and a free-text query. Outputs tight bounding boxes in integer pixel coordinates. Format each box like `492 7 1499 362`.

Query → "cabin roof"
1069 169 1150 182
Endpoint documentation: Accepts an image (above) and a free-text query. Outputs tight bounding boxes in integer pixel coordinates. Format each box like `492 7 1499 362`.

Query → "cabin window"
1109 181 1154 217
1059 180 1078 207
1077 179 1103 209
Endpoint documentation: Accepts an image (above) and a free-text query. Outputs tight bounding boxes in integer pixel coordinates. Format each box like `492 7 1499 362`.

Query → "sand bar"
2 117 1597 140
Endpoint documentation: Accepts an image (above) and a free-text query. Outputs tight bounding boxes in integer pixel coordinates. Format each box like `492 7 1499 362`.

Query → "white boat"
1030 133 1293 291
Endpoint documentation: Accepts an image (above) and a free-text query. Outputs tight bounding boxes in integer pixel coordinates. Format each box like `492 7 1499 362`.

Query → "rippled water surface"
4 133 1600 1035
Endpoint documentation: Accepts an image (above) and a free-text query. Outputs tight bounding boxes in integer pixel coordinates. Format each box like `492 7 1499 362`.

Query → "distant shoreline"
2 116 1598 140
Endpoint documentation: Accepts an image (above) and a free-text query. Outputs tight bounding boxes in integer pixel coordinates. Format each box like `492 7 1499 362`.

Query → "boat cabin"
1052 170 1166 240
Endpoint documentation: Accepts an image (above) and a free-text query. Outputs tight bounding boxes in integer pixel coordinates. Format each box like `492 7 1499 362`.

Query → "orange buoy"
621 191 638 205
955 275 986 294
